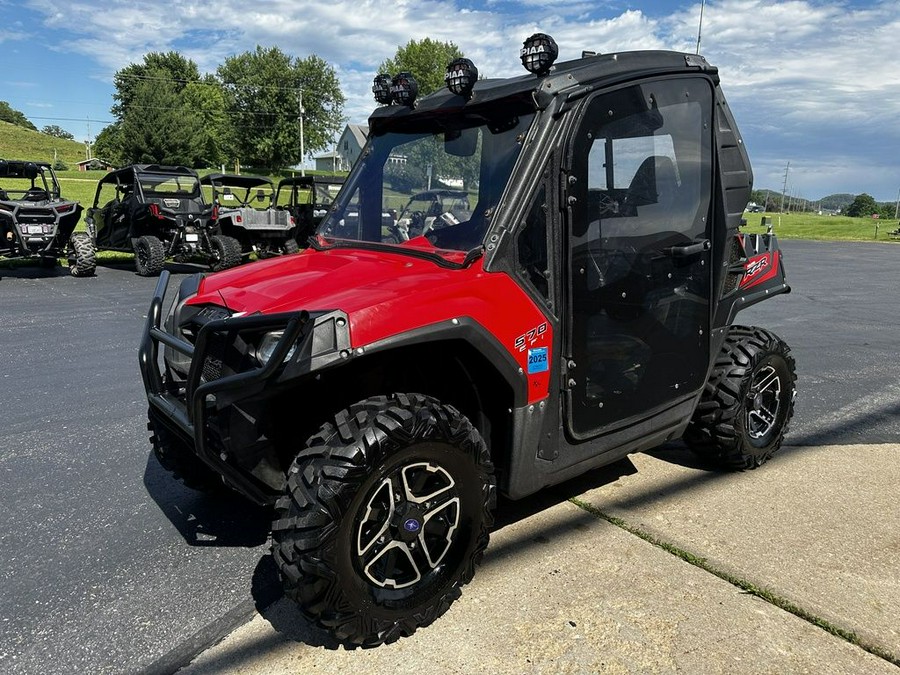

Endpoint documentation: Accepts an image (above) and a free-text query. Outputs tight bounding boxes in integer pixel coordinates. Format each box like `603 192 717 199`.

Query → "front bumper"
138 271 350 503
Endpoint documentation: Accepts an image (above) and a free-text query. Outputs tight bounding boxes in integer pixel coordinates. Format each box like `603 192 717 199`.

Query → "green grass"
742 211 900 243
0 120 90 165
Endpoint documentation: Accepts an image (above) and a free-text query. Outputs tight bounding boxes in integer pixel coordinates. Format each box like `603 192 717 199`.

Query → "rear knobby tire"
134 235 165 276
271 393 496 647
147 408 224 493
69 232 96 277
685 325 796 469
210 234 242 271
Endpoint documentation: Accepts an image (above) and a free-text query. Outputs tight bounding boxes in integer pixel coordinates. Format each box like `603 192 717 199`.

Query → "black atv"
85 164 241 276
0 159 94 276
273 175 344 244
201 173 299 258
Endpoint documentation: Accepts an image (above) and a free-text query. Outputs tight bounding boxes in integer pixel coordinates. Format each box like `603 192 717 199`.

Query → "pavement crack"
568 496 900 668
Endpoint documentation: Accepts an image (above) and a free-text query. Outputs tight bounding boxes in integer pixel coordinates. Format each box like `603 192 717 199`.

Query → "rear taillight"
289 216 295 225
149 203 162 219
212 204 219 220
235 215 242 223
55 203 75 214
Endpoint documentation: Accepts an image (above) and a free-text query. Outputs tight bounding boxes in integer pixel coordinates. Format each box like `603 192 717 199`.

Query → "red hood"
190 247 473 316
187 245 553 402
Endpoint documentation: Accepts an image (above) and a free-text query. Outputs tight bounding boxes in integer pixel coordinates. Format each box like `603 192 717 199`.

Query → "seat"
23 188 50 202
624 155 679 211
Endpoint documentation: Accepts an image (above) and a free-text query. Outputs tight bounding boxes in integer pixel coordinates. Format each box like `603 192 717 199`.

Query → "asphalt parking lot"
0 240 898 674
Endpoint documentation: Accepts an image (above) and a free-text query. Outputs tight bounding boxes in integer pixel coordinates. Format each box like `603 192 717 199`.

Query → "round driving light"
372 73 393 104
390 72 419 107
520 33 558 76
445 58 478 99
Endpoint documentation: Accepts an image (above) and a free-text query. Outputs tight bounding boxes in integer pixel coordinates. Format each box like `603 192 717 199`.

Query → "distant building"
314 150 345 173
75 158 115 172
325 123 368 172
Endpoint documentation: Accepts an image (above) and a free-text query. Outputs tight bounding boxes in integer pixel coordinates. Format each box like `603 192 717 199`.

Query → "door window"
567 77 713 436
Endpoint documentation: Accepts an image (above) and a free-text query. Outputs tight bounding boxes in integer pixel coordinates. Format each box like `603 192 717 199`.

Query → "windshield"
140 173 202 199
318 108 535 253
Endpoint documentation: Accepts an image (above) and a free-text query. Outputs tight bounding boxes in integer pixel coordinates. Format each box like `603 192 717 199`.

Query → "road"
0 239 897 674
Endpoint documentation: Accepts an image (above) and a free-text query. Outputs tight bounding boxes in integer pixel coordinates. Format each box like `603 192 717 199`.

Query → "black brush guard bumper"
139 271 347 503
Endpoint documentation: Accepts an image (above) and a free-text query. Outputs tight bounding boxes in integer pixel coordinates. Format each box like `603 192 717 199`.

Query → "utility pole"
780 161 790 213
298 90 305 177
894 186 899 219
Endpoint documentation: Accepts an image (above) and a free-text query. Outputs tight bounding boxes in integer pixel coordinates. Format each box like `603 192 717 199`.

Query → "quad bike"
86 165 241 276
0 159 93 276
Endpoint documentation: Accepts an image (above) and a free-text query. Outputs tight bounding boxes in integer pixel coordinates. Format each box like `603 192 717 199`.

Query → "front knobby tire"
147 408 224 493
271 393 496 647
69 232 96 277
685 326 796 469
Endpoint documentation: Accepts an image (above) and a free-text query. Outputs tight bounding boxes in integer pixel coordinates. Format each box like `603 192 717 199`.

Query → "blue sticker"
527 347 549 374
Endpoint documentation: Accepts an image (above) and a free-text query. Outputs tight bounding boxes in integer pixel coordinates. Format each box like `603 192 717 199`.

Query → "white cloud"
17 0 900 198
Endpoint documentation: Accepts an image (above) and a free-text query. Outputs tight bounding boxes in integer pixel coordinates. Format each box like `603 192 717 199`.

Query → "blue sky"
1 0 897 201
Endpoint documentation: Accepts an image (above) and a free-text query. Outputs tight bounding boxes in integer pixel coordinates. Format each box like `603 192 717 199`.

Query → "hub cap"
746 364 782 440
356 461 459 589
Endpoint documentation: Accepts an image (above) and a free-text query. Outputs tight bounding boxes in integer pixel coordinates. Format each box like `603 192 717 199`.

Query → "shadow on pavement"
143 454 271 548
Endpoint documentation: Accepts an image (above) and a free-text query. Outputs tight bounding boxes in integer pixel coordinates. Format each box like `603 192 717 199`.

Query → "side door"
565 76 714 438
91 180 119 248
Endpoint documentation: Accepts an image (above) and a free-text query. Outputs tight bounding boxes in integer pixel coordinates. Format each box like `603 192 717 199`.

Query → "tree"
119 68 202 165
41 125 75 140
844 193 878 218
93 122 125 166
112 52 200 119
0 100 37 131
218 47 345 168
112 54 227 167
180 76 233 167
379 38 464 97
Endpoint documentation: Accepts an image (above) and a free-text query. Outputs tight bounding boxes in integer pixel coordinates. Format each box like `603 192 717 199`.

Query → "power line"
116 72 305 93
23 115 115 124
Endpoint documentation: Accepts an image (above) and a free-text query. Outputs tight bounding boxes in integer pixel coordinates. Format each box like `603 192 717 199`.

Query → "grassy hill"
0 120 89 165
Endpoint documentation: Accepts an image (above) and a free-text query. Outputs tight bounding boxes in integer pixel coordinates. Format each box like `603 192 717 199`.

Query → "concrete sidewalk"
179 444 900 674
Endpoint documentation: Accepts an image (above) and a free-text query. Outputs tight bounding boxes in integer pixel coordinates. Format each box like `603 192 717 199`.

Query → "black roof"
369 50 716 133
0 159 52 177
97 164 199 184
276 175 346 189
201 173 274 189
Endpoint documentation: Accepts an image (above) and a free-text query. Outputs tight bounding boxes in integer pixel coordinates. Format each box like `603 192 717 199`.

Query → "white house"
335 124 369 170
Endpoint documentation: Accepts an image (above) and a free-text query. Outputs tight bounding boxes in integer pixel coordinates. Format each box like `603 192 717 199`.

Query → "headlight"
256 330 297 365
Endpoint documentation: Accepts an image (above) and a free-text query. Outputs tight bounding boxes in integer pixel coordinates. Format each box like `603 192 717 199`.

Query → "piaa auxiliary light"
444 58 478 99
372 33 560 106
520 33 558 75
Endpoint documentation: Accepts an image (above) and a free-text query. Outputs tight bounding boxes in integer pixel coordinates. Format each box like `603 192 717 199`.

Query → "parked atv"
273 175 344 244
85 165 240 276
200 173 299 258
390 189 472 241
0 159 94 276
140 36 796 646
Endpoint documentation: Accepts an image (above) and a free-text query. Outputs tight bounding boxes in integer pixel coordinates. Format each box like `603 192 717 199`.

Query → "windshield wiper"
308 236 483 270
